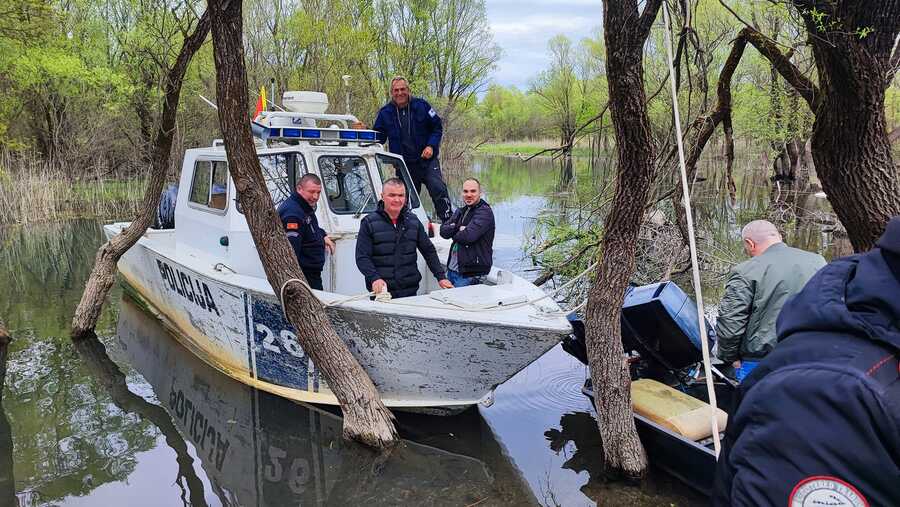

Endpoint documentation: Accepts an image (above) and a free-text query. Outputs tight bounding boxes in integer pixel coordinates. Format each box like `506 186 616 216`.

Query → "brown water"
1 154 832 506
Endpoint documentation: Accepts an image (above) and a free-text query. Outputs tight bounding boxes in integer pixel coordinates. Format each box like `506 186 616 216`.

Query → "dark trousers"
408 158 452 222
301 267 323 291
390 285 419 298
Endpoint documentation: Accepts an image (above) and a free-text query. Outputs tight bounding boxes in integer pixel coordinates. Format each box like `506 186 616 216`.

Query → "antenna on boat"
661 1 722 457
199 94 218 110
342 74 352 114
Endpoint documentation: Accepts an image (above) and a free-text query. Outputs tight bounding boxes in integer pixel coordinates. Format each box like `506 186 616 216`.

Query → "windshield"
375 154 421 210
318 155 378 215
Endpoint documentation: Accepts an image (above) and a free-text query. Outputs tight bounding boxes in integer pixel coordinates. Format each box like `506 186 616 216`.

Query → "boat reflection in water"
114 296 535 506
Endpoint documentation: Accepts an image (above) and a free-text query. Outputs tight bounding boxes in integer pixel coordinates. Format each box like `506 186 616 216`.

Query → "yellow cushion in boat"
631 378 728 442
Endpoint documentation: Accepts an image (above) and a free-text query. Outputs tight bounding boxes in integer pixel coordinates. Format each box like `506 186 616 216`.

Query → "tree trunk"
584 0 662 478
71 12 211 339
795 1 900 251
0 320 13 507
207 0 397 448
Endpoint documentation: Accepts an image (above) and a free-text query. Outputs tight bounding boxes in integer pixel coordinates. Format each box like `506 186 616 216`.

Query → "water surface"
1 153 826 506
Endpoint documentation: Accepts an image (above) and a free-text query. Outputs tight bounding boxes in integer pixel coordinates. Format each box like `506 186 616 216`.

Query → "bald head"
741 220 782 257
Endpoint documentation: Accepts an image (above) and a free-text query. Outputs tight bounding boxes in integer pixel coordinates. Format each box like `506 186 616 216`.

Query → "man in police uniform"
277 174 335 290
372 76 452 222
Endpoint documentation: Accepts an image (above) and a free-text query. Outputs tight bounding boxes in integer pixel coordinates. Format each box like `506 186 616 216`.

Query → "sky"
485 0 604 90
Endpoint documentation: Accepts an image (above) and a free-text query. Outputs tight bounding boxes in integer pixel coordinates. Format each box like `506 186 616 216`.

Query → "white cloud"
485 0 603 88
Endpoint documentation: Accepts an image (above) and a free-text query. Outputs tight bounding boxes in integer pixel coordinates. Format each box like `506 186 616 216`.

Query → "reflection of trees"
544 412 605 494
443 155 561 206
73 335 207 506
0 220 118 336
6 333 158 503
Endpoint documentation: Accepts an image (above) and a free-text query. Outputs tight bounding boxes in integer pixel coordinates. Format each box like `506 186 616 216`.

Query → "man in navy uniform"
356 178 453 298
372 76 452 222
277 174 335 290
713 216 900 506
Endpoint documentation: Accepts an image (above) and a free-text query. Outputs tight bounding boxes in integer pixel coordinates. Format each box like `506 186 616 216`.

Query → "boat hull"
113 227 569 411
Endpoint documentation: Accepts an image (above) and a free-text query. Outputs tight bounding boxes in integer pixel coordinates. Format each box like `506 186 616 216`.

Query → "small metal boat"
566 281 733 495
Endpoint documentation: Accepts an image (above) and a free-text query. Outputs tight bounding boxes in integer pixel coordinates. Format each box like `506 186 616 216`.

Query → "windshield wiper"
353 192 373 218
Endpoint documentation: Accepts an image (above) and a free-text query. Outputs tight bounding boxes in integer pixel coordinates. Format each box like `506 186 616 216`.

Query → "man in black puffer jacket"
713 215 900 507
356 178 453 298
440 178 495 287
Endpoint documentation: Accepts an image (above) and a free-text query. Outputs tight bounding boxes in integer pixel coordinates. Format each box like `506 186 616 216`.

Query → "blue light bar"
357 130 377 141
282 128 301 138
301 129 321 139
339 130 358 140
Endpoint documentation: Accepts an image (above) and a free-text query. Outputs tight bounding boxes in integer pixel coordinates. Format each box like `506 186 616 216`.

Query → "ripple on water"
492 344 592 415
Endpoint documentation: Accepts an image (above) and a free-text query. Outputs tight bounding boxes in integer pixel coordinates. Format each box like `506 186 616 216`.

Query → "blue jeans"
735 360 759 382
447 270 481 287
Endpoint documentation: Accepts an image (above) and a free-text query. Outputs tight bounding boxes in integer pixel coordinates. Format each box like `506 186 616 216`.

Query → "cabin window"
188 160 228 212
258 153 305 208
375 154 421 210
233 153 307 214
209 162 228 210
318 155 377 215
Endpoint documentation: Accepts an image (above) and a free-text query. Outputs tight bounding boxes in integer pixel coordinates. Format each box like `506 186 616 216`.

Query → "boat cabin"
170 92 445 297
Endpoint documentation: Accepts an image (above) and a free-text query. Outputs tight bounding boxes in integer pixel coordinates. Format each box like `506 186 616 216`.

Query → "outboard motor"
620 281 716 375
562 314 588 365
562 281 716 378
153 184 178 230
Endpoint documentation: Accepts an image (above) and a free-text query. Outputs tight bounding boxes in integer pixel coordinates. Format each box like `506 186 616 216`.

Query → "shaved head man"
716 219 826 381
741 220 782 257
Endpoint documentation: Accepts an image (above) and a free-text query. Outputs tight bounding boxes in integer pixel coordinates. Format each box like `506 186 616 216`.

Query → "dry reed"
0 150 146 225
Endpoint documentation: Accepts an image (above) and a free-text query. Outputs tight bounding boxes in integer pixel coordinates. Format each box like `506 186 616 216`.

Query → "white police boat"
106 91 572 414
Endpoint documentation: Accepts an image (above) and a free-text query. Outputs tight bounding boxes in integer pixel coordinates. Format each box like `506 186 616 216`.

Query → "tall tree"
71 10 211 338
0 318 12 506
207 0 398 448
680 2 899 250
789 0 900 250
584 0 662 477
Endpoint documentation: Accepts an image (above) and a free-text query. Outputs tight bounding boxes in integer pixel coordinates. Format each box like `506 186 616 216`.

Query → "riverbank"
0 152 145 225
476 140 594 158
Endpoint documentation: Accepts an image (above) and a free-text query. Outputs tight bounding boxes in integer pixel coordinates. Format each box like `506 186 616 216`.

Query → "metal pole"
342 75 352 115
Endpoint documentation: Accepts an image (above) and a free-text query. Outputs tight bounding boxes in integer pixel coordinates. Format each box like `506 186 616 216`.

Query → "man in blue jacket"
372 77 452 222
277 174 335 290
713 215 900 507
440 178 495 287
356 178 453 298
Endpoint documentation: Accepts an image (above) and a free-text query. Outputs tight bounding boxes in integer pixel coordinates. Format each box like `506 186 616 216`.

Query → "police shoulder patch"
790 476 868 507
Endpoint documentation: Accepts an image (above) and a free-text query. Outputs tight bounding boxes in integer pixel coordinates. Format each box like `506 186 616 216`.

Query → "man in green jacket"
715 220 826 381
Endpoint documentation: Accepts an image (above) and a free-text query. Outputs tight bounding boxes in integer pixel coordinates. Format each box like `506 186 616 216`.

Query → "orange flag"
253 86 267 118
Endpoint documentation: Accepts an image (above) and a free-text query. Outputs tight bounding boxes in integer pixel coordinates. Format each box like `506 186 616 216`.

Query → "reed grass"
0 151 145 225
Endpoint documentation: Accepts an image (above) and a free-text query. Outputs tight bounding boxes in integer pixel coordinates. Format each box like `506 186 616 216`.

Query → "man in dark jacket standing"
716 219 825 380
356 178 453 298
440 178 495 287
713 216 900 507
372 76 452 222
277 174 335 290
